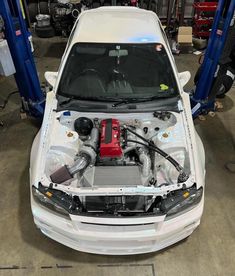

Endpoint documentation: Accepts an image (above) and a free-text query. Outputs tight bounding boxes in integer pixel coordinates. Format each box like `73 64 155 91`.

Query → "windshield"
57 43 179 101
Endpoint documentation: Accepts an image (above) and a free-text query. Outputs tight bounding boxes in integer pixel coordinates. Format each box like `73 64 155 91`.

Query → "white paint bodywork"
30 7 205 255
71 7 165 44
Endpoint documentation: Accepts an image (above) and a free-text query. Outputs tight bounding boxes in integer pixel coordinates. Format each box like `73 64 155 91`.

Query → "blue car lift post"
191 0 235 118
0 0 45 117
0 0 234 119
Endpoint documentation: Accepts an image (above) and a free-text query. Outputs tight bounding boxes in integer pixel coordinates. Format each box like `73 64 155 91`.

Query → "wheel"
39 1 49 14
35 24 55 38
28 2 38 22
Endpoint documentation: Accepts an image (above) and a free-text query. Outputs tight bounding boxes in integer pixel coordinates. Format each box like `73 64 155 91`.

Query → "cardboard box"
178 27 193 53
178 26 193 44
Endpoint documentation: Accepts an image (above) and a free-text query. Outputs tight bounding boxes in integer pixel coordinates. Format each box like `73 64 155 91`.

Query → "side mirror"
179 71 191 88
45 71 58 88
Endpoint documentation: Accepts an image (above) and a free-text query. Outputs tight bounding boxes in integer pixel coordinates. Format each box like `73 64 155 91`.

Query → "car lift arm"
0 0 45 117
191 0 235 118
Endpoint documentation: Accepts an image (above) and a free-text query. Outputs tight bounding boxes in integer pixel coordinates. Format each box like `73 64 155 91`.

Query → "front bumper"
31 195 204 255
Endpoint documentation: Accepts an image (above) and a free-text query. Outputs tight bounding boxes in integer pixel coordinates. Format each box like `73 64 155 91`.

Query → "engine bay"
40 111 194 216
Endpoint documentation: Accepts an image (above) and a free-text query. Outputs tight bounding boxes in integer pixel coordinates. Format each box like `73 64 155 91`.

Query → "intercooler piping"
124 126 189 183
138 150 151 178
123 128 151 178
68 155 89 175
123 145 151 178
69 127 99 174
50 128 99 184
84 127 99 150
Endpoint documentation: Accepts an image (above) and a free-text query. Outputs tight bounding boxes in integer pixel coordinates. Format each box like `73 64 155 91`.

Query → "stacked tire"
28 1 55 38
35 24 55 38
28 1 51 22
28 1 38 22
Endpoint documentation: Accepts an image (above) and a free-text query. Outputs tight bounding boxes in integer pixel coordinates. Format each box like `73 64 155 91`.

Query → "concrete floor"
0 37 235 276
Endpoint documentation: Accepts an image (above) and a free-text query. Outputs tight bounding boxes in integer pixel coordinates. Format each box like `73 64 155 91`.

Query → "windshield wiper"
112 99 132 107
112 97 154 107
112 95 176 107
59 97 75 106
58 95 104 106
58 94 176 108
57 94 85 106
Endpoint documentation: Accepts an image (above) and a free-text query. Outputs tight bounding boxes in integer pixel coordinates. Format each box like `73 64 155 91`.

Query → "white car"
30 7 205 255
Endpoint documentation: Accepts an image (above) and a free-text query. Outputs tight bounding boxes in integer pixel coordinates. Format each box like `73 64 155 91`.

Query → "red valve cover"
100 119 122 158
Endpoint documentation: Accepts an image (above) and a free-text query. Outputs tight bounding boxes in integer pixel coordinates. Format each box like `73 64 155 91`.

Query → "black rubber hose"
127 137 189 183
0 91 19 110
125 126 189 182
126 139 183 172
126 127 183 171
124 126 185 172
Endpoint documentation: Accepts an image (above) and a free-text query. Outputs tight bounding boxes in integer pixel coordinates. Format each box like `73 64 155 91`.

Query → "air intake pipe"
50 128 99 184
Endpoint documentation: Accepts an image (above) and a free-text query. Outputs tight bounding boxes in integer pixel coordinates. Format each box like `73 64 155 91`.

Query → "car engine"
47 113 187 187
43 112 191 215
50 116 156 186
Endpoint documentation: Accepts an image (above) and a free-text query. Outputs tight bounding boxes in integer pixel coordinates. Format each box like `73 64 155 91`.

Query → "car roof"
71 7 166 45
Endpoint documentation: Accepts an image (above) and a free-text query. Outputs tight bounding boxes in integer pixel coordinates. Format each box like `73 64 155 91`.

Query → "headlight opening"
161 186 203 218
32 185 70 217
